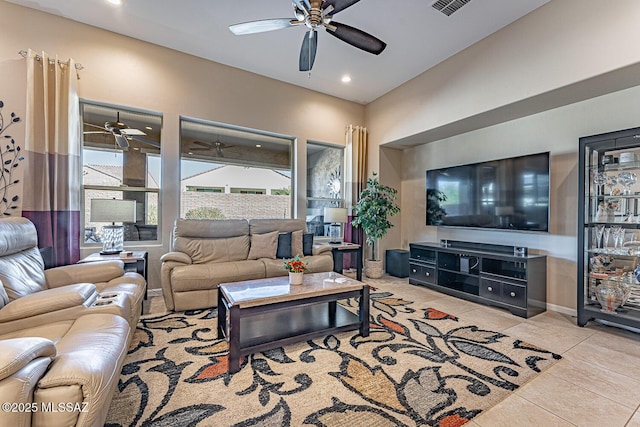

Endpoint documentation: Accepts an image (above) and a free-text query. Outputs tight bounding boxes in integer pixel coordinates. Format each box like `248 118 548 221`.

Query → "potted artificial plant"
351 172 400 278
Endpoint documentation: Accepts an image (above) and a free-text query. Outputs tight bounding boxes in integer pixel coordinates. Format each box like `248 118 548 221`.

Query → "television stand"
409 240 547 318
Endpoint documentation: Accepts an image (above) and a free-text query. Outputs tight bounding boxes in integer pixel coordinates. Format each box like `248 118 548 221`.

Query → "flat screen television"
426 152 550 232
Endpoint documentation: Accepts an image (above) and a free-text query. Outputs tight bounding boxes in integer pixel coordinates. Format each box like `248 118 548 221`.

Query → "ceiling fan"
189 140 234 157
83 112 160 149
229 0 386 71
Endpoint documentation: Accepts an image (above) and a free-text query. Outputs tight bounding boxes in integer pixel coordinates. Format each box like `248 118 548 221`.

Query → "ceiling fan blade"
84 122 107 131
322 0 360 15
112 131 129 148
83 131 108 135
229 18 296 35
193 140 215 149
130 135 160 148
121 128 146 136
325 21 386 55
299 30 318 72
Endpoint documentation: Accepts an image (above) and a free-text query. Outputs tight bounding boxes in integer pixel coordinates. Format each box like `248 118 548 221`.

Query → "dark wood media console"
409 240 547 318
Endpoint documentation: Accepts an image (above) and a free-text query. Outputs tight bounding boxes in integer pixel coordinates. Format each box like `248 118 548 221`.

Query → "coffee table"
217 272 370 374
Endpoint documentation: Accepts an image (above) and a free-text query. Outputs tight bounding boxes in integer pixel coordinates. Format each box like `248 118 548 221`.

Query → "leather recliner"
0 217 146 332
0 217 147 426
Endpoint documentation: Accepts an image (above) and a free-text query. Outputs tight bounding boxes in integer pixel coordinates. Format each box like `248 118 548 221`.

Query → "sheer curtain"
22 49 81 266
343 125 368 266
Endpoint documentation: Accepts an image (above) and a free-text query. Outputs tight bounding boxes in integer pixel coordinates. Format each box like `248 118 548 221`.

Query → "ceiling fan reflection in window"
189 139 235 158
83 112 160 149
229 0 386 71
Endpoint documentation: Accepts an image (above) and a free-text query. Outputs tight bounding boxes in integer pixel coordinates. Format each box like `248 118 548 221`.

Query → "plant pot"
289 272 304 285
364 259 383 279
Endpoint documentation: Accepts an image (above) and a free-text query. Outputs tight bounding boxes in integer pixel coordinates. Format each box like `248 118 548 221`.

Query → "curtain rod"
18 50 84 70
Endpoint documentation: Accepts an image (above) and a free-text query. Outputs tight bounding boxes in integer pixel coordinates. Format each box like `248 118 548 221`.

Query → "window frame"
80 99 162 249
179 116 295 220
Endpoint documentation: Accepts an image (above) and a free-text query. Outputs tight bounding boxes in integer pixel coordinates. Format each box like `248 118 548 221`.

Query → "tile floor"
145 275 640 427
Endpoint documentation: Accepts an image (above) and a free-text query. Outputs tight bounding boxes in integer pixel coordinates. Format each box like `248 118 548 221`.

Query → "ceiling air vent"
432 0 471 16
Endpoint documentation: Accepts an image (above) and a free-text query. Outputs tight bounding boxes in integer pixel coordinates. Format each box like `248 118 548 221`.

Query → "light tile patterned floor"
145 274 640 427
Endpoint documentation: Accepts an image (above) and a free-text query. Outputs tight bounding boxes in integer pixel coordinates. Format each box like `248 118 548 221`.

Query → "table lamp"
324 207 348 244
90 199 137 254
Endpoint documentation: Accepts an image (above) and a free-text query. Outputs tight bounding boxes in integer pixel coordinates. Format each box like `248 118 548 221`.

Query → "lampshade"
90 199 137 223
324 207 348 223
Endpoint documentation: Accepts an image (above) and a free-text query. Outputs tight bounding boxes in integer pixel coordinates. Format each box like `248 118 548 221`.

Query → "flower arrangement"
282 255 310 273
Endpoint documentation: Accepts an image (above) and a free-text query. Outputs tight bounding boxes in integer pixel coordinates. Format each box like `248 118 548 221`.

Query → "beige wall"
0 2 364 290
365 0 640 313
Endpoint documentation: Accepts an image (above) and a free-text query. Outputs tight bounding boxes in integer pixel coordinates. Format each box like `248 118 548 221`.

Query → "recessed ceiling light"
107 0 122 5
133 147 139 151
256 144 262 148
188 152 193 155
341 75 351 83
145 126 152 130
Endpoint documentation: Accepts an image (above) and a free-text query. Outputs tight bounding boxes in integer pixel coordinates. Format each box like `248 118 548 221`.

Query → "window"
81 101 162 245
180 118 293 220
306 141 345 238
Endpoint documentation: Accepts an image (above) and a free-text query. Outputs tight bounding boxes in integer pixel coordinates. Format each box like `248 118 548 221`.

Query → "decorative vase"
364 259 384 279
595 281 625 314
289 272 304 285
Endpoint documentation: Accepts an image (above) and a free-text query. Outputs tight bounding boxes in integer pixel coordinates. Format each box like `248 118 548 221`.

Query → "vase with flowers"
282 255 310 285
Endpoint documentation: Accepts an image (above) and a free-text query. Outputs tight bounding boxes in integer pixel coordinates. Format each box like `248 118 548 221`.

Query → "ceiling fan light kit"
229 0 386 72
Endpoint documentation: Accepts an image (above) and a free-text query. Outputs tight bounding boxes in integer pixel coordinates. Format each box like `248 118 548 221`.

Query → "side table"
78 251 148 300
329 243 362 281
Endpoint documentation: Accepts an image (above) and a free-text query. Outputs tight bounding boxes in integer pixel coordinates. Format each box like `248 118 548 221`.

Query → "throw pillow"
276 232 292 259
291 230 304 257
302 233 314 256
248 231 279 260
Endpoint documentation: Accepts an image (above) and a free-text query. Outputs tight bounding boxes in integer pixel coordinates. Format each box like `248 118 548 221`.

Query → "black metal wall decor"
0 100 23 216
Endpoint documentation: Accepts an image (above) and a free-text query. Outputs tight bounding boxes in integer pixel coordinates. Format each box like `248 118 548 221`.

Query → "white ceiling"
8 0 550 104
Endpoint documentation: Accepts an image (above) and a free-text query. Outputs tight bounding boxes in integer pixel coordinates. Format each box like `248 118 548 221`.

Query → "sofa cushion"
0 217 38 257
171 260 265 292
276 232 292 259
262 258 291 277
249 218 307 235
291 230 304 257
0 280 9 309
0 247 48 301
303 233 314 256
263 254 333 277
173 219 250 263
183 235 251 264
248 231 279 260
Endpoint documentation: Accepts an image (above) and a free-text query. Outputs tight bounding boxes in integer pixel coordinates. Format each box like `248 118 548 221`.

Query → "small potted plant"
282 254 310 285
352 172 400 278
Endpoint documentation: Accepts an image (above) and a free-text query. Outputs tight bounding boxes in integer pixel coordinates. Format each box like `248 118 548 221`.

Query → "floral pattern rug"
106 281 561 426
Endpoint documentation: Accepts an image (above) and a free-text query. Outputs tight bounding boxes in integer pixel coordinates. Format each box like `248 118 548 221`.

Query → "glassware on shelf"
594 224 605 249
593 171 607 196
611 225 623 251
617 171 637 195
606 174 619 196
602 227 611 249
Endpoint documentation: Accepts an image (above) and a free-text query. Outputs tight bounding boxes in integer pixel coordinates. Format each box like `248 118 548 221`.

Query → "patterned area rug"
106 281 561 426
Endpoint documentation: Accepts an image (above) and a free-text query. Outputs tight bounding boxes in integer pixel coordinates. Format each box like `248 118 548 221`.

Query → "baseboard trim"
147 288 163 298
546 303 576 317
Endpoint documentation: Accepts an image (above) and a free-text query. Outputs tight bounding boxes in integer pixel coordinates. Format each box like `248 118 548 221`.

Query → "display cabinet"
578 127 640 329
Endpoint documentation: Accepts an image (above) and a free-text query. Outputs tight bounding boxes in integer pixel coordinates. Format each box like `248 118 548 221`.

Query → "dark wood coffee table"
217 272 370 374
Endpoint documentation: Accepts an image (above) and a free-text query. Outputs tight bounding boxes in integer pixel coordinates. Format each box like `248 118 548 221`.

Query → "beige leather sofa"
161 218 334 311
0 217 146 426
